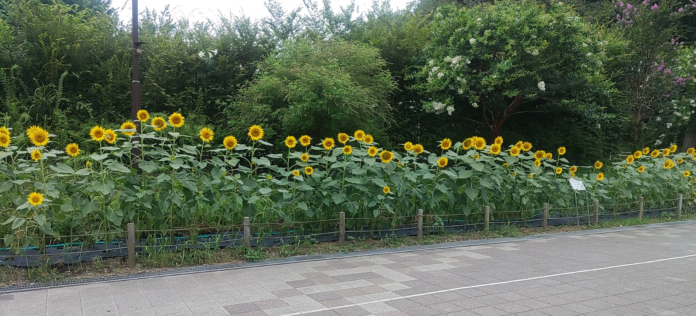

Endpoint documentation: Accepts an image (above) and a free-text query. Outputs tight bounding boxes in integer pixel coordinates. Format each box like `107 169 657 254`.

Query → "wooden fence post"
484 206 490 231
593 200 599 225
677 194 683 220
243 217 251 248
127 223 135 269
417 209 423 241
638 196 644 220
339 212 345 246
542 203 548 230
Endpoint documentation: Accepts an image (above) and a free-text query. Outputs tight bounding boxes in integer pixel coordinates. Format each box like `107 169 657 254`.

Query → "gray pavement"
1 222 696 316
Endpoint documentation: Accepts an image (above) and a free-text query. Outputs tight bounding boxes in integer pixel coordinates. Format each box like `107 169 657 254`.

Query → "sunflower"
31 149 42 161
0 126 10 136
670 144 677 152
28 192 44 206
462 138 474 150
683 171 691 177
86 161 92 170
693 153 696 160
301 153 310 162
65 143 80 157
494 136 503 145
642 147 650 155
0 133 10 148
167 113 184 128
570 172 575 177
626 156 635 164
299 135 312 147
662 148 671 157
285 136 297 149
29 127 49 147
343 146 353 155
513 172 517 177
664 159 674 169
89 126 106 142
151 117 167 131
529 173 534 179
558 147 566 155
650 149 660 158
441 138 452 150
555 167 562 174
545 153 552 159
199 128 214 143
137 110 150 122
367 146 379 157
594 161 603 169
437 157 448 168
322 138 335 150
510 147 520 156
522 142 532 151
534 159 541 167
338 133 349 144
534 150 546 160
383 186 390 194
474 137 486 150
292 170 300 177
304 166 314 175
104 129 117 144
688 148 695 155
412 144 424 155
223 136 238 150
515 141 523 149
474 154 480 160
677 158 684 164
379 150 394 163
633 151 642 159
503 163 509 167
637 166 645 173
489 144 501 155
121 122 137 136
363 134 374 144
248 125 264 141
404 142 414 151
570 166 578 173
354 130 365 141
597 173 605 181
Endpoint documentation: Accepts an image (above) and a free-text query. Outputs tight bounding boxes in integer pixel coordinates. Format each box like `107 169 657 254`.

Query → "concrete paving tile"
119 308 158 316
191 306 231 316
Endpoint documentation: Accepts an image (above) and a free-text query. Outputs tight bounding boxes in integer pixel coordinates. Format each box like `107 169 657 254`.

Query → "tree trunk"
682 132 695 152
484 94 524 140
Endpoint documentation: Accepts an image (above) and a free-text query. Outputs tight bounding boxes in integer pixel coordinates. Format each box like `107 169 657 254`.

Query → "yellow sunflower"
650 149 660 158
0 133 10 148
534 159 541 167
299 135 312 147
354 130 365 141
248 125 264 141
693 153 696 160
168 113 184 128
367 146 379 157
510 147 520 156
555 167 562 174
343 146 353 155
633 151 642 159
379 150 394 163
513 172 518 177
363 134 374 144
662 148 671 156
545 153 552 159
626 156 635 164
104 129 117 144
570 166 578 173
223 136 238 150
65 143 80 157
642 147 650 155
494 136 503 145
28 192 44 206
86 161 92 170
522 142 532 151
677 158 684 164
440 138 452 150
664 159 675 169
301 153 310 162
198 127 214 143
304 166 314 175
515 141 523 149
151 117 167 131
31 149 42 161
474 154 480 160
29 126 49 147
285 136 297 149
597 173 605 181
437 156 448 168
338 133 349 144
121 122 137 136
412 144 424 155
322 138 335 150
489 144 501 155
503 163 509 167
594 161 603 169
688 147 695 155
0 126 10 136
383 186 390 194
558 147 566 155
474 137 486 150
462 138 474 150
89 126 106 142
292 170 300 177
137 110 150 122
404 142 414 151
534 151 545 160
683 171 691 177
638 166 645 173
529 173 534 179
670 144 677 152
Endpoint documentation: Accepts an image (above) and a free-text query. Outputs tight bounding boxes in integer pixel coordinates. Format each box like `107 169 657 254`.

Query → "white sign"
568 178 586 191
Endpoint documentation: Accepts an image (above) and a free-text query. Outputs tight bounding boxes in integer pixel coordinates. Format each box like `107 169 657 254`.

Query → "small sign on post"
568 178 586 191
568 178 586 227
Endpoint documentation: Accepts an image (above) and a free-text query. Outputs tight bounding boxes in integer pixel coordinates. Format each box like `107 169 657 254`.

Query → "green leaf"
259 187 272 195
12 218 25 230
372 178 388 187
258 140 274 146
49 163 75 174
298 202 308 211
90 153 109 161
105 161 131 173
471 163 484 172
139 161 159 173
465 187 478 200
332 194 345 204
32 214 46 226
458 170 473 179
82 201 97 216
252 157 271 167
0 181 13 193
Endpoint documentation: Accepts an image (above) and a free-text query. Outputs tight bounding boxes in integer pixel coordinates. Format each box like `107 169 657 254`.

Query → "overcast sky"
115 0 413 22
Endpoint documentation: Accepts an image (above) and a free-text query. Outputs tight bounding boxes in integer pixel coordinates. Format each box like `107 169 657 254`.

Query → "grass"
0 211 694 288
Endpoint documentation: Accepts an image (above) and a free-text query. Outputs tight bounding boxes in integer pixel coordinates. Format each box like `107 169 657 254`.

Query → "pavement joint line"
280 253 696 316
1 219 695 294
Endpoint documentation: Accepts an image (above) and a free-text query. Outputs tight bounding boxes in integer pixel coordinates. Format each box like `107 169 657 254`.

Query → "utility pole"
131 0 143 171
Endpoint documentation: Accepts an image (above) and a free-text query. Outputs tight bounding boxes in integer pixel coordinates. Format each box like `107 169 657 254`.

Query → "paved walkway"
1 222 696 316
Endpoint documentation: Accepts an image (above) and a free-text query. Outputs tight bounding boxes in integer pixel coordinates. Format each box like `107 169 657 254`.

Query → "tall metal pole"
131 0 142 172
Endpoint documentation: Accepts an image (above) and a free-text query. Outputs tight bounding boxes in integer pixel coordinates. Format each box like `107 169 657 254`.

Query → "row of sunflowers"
0 110 693 252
